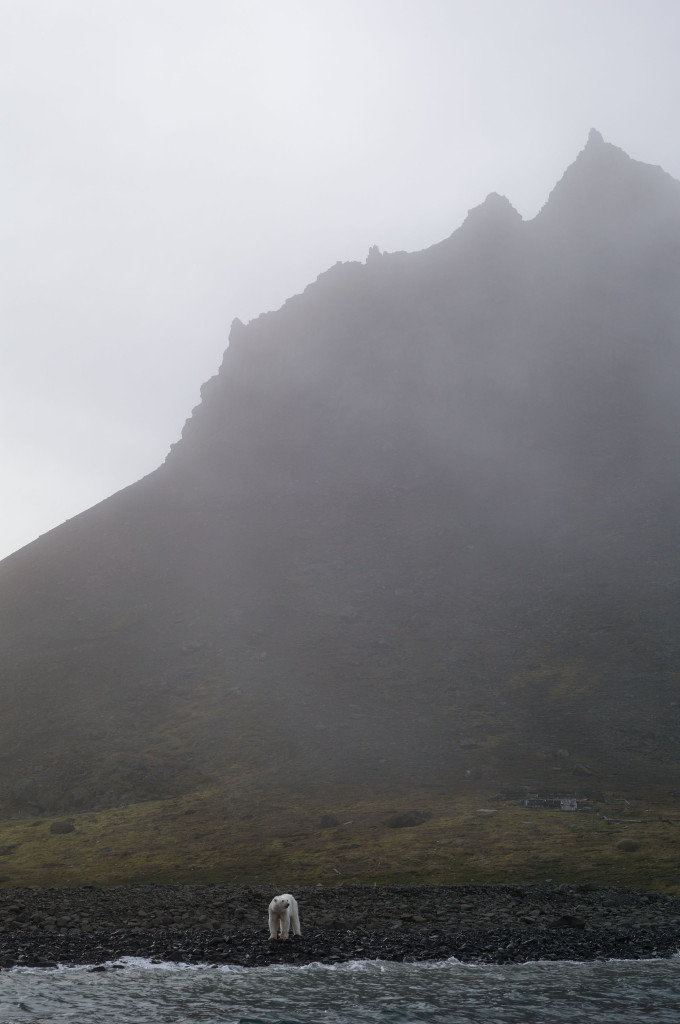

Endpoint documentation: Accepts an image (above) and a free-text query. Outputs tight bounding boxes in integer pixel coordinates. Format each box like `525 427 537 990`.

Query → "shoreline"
1 883 679 970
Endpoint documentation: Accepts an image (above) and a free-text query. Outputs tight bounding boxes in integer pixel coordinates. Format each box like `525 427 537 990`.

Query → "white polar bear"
268 893 301 940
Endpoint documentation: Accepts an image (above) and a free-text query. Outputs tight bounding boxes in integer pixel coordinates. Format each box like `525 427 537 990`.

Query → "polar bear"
268 893 301 940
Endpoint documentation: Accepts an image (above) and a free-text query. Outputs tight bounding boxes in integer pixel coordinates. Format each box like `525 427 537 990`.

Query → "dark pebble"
0 883 679 969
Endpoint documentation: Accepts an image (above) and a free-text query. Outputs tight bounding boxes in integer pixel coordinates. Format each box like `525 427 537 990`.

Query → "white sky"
2 0 679 560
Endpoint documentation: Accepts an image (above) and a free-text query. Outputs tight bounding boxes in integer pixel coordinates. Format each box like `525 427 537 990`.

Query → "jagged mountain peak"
463 190 522 224
535 128 680 231
452 192 523 249
586 126 605 146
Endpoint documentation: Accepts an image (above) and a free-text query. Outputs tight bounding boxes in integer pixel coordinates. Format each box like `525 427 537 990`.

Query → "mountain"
2 130 680 832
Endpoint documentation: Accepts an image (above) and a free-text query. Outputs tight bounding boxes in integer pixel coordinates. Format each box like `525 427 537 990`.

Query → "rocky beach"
1 884 679 970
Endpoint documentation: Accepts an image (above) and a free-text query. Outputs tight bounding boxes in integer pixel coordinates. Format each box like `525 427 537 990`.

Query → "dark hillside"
1 130 679 833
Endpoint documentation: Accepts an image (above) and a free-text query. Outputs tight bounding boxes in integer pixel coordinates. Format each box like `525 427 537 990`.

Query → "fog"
2 0 680 560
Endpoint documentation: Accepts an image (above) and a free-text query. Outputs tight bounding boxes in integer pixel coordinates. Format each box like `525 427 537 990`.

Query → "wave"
8 949 680 975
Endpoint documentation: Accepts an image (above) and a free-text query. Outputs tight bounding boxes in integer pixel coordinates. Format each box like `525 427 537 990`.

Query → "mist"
3 0 680 559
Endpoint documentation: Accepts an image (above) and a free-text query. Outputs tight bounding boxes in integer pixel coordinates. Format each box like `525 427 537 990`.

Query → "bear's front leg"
268 912 280 940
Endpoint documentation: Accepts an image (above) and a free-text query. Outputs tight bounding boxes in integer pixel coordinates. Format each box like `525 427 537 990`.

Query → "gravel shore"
1 883 679 969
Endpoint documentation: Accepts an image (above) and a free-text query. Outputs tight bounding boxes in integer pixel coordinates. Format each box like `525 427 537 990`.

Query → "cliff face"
1 132 680 816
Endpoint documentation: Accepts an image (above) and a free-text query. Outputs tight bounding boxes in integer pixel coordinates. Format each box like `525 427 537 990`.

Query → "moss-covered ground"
0 782 678 894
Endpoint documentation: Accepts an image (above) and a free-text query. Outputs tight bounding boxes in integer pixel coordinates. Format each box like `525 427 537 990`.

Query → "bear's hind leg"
290 904 301 937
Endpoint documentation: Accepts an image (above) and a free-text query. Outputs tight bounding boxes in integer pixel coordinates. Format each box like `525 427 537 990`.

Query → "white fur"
268 893 301 940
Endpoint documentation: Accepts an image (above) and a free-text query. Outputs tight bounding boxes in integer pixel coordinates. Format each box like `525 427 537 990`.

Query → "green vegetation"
1 783 678 894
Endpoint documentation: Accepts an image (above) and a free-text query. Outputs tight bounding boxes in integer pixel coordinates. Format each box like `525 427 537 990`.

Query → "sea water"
0 956 679 1024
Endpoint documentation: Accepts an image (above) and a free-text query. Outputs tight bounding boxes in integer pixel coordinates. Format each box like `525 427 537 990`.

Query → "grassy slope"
1 780 678 894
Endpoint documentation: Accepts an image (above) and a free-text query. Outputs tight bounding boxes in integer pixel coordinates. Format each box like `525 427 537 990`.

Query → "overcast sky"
2 0 679 561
